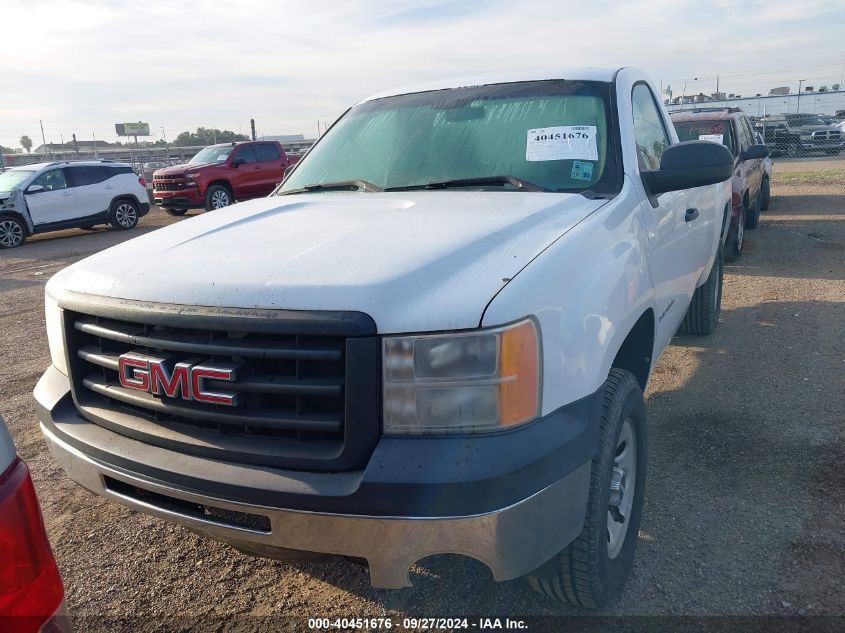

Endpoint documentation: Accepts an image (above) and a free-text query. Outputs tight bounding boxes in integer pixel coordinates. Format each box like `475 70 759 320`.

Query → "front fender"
482 188 656 413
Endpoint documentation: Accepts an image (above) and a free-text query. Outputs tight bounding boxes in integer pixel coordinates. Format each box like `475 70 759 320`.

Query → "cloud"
1 0 843 147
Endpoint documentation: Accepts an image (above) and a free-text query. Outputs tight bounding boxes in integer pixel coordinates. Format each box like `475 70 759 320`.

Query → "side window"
631 84 671 171
254 144 280 162
31 169 68 192
234 146 257 163
67 166 110 187
742 119 757 147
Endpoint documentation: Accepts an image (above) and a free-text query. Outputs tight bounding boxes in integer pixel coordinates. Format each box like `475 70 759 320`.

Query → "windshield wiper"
277 180 383 196
386 175 550 192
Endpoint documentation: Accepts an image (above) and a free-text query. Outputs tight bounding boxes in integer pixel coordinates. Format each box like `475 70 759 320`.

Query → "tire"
679 246 723 336
163 207 188 216
527 369 647 609
745 194 760 230
109 199 139 230
760 176 770 211
784 140 799 157
205 185 233 211
724 205 745 262
825 148 840 155
0 215 26 249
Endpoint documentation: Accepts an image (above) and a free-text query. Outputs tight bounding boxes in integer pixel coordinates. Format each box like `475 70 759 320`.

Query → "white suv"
0 160 150 248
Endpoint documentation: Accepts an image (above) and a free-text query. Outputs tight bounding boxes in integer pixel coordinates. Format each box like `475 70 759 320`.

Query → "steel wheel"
211 189 230 209
0 218 25 248
114 202 137 228
607 418 637 560
736 208 745 251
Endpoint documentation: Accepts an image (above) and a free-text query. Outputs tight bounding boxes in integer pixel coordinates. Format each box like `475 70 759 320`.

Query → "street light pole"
797 79 806 113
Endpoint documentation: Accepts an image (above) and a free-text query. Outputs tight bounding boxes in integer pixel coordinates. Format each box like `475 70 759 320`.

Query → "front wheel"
679 246 723 335
109 199 139 230
527 369 647 609
205 185 233 211
0 216 26 248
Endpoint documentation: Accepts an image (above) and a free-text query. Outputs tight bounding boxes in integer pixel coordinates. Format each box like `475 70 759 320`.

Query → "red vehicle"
0 415 70 633
151 141 299 215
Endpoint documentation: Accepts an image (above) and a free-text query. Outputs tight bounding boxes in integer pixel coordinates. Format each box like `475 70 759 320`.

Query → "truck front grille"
153 180 186 191
63 302 379 471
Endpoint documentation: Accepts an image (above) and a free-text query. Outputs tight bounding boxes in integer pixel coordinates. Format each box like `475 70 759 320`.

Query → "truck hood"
153 164 203 176
51 192 606 333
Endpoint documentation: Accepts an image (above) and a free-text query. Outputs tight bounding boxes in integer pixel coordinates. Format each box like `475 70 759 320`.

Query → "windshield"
673 120 736 154
0 169 35 192
188 146 232 165
279 80 619 194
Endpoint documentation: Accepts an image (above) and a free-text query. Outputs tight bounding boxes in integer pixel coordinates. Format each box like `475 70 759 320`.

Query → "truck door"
630 84 702 347
24 168 78 226
231 145 259 197
739 117 763 201
253 143 286 195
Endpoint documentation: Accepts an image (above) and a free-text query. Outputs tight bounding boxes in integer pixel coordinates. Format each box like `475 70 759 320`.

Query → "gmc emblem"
117 352 239 407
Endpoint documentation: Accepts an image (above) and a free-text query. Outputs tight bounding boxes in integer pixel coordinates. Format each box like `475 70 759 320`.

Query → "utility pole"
93 132 98 159
40 120 48 157
716 74 719 96
212 126 217 144
250 119 256 141
797 79 806 113
72 133 79 158
60 134 65 160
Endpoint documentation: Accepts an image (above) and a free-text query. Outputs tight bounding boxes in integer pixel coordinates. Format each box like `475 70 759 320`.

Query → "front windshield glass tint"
0 170 35 191
279 80 618 193
188 146 232 165
673 120 736 154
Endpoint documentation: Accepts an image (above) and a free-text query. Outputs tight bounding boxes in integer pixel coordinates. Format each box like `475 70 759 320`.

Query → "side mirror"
231 156 246 167
643 141 734 195
25 184 45 194
742 144 770 161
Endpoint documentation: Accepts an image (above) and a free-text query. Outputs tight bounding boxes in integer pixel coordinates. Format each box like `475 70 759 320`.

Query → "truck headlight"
383 318 541 435
45 293 68 376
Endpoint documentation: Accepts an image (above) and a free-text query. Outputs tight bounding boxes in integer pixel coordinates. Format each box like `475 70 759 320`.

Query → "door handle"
105 185 114 189
685 208 699 222
61 192 73 197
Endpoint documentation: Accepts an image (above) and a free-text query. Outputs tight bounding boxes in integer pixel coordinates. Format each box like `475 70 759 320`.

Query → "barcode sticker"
526 125 598 161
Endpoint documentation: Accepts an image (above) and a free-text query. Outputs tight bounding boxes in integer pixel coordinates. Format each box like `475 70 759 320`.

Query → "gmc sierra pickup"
36 68 733 608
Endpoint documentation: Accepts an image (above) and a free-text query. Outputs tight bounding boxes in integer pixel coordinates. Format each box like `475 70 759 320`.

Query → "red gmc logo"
117 353 239 406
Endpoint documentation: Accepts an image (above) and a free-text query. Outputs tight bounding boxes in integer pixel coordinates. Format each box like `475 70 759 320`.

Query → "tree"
173 127 249 147
20 135 33 153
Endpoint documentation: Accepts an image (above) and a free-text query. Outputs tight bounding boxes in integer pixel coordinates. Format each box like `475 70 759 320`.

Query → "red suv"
671 108 769 261
152 141 298 215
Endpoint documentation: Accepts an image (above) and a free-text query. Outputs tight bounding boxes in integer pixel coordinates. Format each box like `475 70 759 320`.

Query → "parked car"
37 68 733 609
754 113 842 157
0 415 70 632
672 108 769 261
142 161 169 184
151 141 299 215
0 161 150 249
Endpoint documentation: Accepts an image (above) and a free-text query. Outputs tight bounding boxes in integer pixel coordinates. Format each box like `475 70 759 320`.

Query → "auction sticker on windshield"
699 134 724 144
526 125 598 162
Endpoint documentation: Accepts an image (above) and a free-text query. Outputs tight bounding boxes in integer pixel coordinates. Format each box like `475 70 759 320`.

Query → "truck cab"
152 140 297 214
37 68 733 609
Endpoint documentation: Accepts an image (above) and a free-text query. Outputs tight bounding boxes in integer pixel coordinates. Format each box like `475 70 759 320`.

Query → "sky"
2 0 845 149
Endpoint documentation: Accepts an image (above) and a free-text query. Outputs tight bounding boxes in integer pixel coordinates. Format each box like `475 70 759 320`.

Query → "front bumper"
153 187 203 208
35 365 594 589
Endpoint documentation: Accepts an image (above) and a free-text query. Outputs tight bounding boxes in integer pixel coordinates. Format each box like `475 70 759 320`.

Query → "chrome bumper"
42 423 590 589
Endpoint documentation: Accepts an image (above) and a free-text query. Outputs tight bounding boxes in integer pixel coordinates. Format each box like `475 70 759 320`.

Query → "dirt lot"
1 162 843 630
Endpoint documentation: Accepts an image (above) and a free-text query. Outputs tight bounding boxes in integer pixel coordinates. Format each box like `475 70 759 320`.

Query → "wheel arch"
109 194 141 210
0 211 33 236
610 309 655 391
207 179 233 195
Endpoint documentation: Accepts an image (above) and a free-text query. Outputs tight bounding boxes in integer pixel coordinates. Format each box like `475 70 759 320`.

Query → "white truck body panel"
48 191 606 335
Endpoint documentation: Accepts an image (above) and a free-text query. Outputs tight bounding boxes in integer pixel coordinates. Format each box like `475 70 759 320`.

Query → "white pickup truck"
36 68 732 608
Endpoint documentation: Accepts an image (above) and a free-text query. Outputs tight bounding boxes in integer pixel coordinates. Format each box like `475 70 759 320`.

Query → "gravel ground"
0 166 843 629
